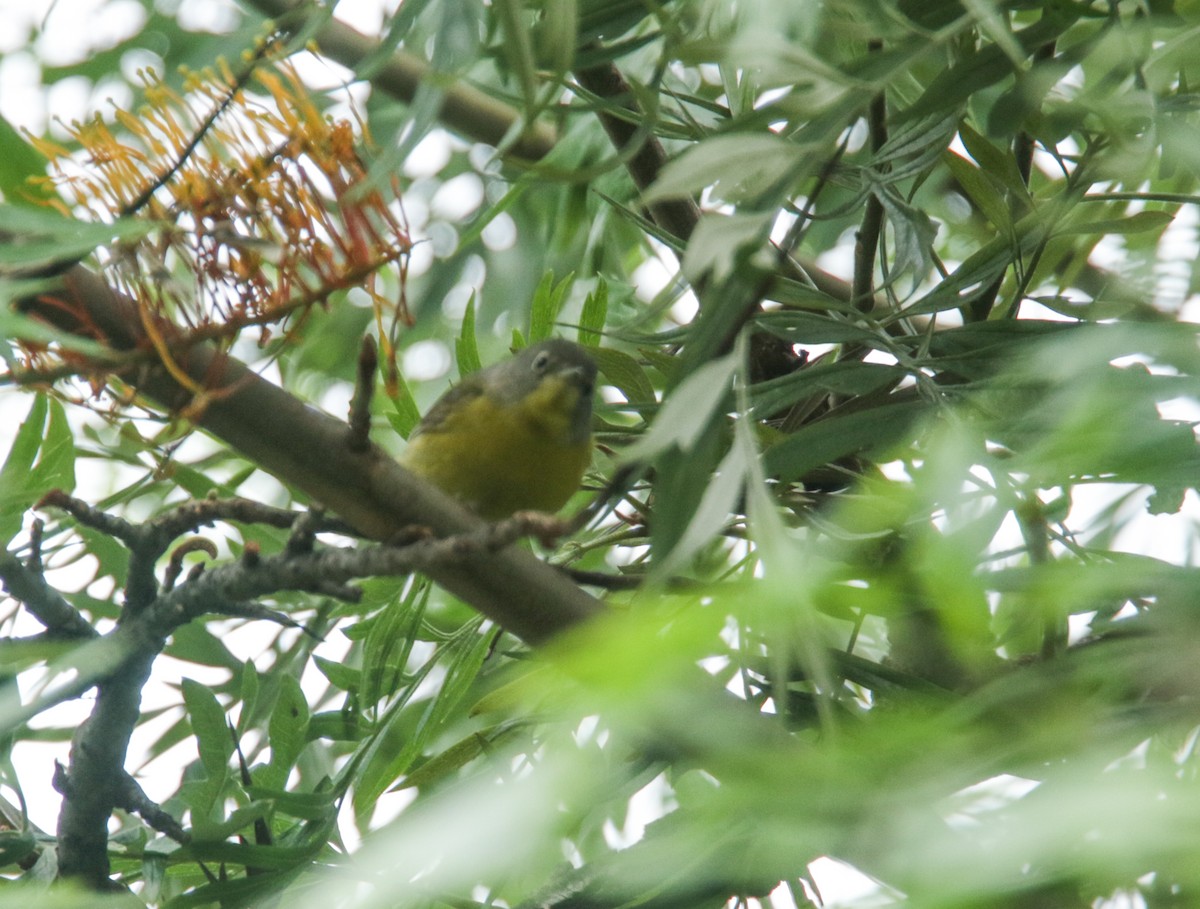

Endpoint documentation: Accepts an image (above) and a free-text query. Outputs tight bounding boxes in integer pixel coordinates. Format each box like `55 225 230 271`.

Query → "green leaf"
164 623 240 672
397 723 525 790
237 661 259 737
943 149 1013 231
0 289 111 359
590 347 656 405
354 623 474 815
313 654 362 693
174 838 318 870
900 16 1074 124
906 213 1049 315
429 622 491 721
956 121 1033 206
529 271 574 342
245 785 338 821
456 293 482 375
363 80 446 194
0 829 37 867
0 395 48 545
0 395 45 487
181 679 232 812
756 311 882 346
263 674 310 790
763 400 928 481
308 711 363 742
872 186 939 279
362 587 426 708
578 280 609 347
360 623 491 805
652 441 748 581
387 368 422 440
751 361 906 417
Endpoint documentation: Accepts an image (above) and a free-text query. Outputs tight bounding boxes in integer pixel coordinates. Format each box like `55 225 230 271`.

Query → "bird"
402 338 597 520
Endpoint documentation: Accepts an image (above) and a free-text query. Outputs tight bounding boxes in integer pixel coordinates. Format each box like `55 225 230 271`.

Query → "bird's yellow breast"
403 375 591 520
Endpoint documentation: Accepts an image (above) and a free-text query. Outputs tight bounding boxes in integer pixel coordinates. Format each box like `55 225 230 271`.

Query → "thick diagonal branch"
25 268 604 643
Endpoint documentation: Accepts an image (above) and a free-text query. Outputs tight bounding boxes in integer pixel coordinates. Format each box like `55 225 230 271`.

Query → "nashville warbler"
402 338 597 520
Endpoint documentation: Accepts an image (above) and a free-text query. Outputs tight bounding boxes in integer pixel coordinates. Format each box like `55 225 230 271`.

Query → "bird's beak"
566 365 595 396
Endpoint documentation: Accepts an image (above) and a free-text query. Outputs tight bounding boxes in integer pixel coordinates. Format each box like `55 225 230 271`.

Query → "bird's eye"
532 351 552 373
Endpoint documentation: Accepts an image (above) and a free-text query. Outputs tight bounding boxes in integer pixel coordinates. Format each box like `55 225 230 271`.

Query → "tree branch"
572 62 702 245
54 648 158 886
23 267 604 644
50 507 585 885
0 548 97 640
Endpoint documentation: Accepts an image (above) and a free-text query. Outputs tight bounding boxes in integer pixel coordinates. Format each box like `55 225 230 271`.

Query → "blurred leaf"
0 395 50 545
644 134 799 205
1057 209 1174 236
623 352 736 463
245 785 338 822
237 661 260 737
165 623 241 672
652 440 748 581
397 723 525 789
0 205 155 270
901 16 1076 124
313 655 362 693
0 116 56 207
681 210 773 284
0 291 112 359
751 361 906 416
0 395 44 480
0 829 36 867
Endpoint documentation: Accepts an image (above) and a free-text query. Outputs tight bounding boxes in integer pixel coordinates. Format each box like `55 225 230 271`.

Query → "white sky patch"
403 131 453 179
481 211 517 250
402 338 453 382
431 172 485 222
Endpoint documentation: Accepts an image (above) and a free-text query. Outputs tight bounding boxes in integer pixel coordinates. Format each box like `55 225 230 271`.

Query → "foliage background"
3 0 1200 907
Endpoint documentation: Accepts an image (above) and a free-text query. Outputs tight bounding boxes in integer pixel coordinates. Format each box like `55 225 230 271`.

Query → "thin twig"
121 39 282 217
347 335 377 453
968 40 1056 322
852 40 888 314
114 773 190 845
